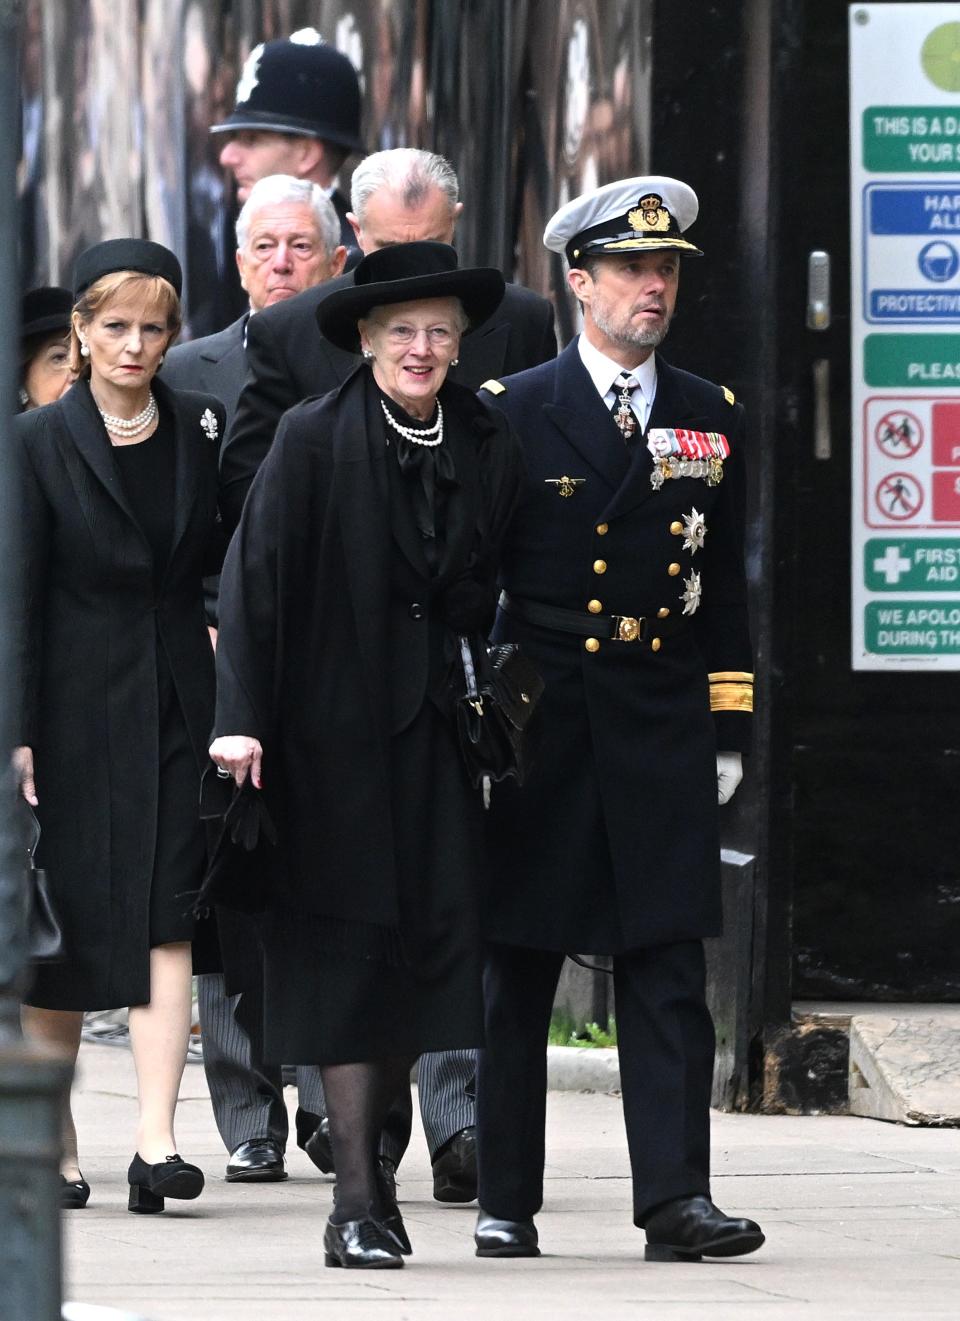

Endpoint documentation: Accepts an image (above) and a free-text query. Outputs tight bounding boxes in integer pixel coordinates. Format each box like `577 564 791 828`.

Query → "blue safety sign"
864 184 960 322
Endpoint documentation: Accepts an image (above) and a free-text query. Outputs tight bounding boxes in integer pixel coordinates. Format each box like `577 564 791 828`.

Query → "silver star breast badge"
682 507 707 554
201 408 219 442
681 569 702 616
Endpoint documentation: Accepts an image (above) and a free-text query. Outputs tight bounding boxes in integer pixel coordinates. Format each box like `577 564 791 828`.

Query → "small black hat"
317 242 506 354
73 239 183 299
210 29 362 153
21 286 74 339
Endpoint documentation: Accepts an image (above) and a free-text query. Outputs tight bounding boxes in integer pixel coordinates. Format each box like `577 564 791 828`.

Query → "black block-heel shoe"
61 1174 90 1210
323 1216 404 1269
127 1153 204 1215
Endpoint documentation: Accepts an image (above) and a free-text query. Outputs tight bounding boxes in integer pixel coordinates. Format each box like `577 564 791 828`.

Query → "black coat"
162 314 247 435
482 341 753 953
213 366 523 933
220 276 556 529
15 377 226 1008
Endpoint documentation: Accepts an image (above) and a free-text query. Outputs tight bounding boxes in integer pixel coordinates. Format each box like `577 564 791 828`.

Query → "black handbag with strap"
20 801 65 963
454 635 545 788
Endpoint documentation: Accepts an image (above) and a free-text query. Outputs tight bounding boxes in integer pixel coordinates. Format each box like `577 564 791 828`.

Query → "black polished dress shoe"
296 1110 335 1174
331 1161 410 1255
225 1139 288 1183
432 1126 478 1203
475 1209 540 1258
127 1153 205 1214
643 1195 765 1261
323 1216 404 1269
376 1157 410 1255
61 1173 90 1210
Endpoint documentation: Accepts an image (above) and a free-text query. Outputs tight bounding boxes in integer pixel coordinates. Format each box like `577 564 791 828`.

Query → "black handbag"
454 635 544 787
20 802 65 963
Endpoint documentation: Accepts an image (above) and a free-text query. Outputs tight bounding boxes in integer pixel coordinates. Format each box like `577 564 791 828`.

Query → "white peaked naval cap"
544 176 703 262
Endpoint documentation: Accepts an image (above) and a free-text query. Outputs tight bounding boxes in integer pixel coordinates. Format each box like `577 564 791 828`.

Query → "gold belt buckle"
612 615 644 643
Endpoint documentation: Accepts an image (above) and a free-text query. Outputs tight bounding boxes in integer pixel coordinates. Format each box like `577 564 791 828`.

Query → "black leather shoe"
331 1161 411 1255
61 1174 90 1209
643 1195 765 1261
376 1157 410 1255
301 1114 338 1178
475 1209 540 1258
127 1153 204 1214
432 1126 478 1203
225 1139 288 1183
323 1216 404 1269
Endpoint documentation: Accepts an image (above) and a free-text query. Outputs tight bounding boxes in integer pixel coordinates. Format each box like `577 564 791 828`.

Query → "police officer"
211 28 363 264
474 177 765 1262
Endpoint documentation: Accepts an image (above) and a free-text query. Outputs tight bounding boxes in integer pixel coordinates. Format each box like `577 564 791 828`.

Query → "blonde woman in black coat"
14 240 225 1214
210 242 523 1268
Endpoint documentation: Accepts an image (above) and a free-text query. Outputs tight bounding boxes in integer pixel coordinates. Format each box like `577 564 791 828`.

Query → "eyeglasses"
377 323 457 347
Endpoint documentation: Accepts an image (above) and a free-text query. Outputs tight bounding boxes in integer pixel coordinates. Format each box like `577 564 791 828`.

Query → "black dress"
112 409 204 947
259 395 485 1065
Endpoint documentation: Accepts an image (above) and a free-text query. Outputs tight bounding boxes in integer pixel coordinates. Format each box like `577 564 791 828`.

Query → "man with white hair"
165 174 345 431
163 174 345 1185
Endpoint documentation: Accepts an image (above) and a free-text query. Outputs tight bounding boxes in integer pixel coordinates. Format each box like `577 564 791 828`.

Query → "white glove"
716 752 743 806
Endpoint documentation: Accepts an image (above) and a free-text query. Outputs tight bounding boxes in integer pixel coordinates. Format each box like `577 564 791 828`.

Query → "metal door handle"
807 251 831 330
813 358 831 460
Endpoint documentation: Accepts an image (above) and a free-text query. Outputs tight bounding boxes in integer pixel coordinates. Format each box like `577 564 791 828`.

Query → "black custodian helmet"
210 28 362 153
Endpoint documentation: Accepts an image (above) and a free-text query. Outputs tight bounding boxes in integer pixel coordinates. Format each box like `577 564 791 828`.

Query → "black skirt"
260 696 485 1066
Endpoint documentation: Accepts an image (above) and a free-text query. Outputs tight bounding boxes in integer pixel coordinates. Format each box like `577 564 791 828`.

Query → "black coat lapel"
56 378 143 531
603 355 713 522
542 340 631 493
436 385 482 582
155 376 204 580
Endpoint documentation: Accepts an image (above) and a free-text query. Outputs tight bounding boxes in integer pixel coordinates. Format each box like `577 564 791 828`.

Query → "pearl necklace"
96 392 158 438
381 398 444 447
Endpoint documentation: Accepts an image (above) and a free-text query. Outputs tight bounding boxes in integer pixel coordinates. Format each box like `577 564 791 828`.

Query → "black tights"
321 1055 416 1223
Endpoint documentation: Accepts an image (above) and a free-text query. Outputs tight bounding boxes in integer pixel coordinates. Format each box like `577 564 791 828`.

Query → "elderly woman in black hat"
18 286 77 411
209 241 524 1268
14 239 226 1214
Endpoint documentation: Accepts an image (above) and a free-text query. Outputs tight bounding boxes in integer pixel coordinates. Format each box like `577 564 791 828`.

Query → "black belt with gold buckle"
498 591 681 645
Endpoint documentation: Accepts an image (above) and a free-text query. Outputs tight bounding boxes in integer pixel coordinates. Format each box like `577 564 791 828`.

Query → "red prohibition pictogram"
874 409 923 459
875 471 924 522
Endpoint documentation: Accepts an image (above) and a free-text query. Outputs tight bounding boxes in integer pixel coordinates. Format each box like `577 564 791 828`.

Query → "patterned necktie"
611 372 640 442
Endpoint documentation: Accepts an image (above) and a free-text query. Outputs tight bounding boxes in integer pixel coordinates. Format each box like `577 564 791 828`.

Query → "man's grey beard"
592 302 671 350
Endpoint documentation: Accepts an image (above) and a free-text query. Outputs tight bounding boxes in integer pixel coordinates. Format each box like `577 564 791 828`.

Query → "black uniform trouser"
476 940 715 1224
199 974 475 1160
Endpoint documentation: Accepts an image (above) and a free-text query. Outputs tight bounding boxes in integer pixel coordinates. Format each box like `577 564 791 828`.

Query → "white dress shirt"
577 334 658 433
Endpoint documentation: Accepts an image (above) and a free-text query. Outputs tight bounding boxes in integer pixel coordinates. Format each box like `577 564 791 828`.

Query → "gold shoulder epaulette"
722 386 735 406
480 379 506 396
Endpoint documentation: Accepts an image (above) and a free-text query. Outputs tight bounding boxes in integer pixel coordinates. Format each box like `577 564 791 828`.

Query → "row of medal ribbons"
646 428 731 460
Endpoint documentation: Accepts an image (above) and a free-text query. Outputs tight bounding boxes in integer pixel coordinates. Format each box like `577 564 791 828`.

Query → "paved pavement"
64 1040 960 1320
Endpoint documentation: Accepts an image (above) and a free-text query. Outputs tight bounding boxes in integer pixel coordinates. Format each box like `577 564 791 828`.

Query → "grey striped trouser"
198 973 476 1160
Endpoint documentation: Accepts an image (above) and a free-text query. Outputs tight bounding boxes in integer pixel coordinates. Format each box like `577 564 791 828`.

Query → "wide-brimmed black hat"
210 30 362 153
73 239 183 299
318 242 505 354
21 286 74 339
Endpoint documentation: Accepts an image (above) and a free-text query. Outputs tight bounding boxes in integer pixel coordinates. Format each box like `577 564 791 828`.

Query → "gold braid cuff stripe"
708 671 755 684
710 683 754 714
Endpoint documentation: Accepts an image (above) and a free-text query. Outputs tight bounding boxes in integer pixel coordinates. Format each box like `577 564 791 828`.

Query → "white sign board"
851 4 960 669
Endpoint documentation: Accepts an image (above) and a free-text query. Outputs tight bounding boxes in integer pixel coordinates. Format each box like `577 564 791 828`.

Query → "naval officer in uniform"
474 177 765 1262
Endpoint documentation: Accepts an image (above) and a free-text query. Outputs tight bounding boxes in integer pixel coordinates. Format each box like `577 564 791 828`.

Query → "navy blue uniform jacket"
481 339 753 953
